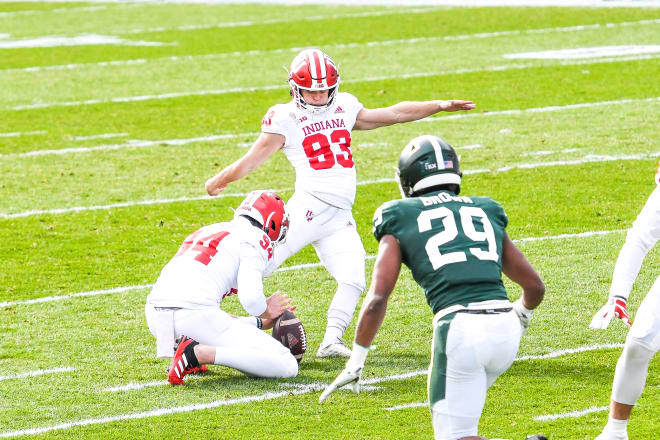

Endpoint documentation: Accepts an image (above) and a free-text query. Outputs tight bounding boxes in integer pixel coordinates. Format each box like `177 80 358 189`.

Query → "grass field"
1 1 660 439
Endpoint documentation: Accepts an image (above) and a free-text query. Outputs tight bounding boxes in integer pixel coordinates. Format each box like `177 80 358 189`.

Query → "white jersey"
261 92 364 209
146 217 274 315
610 184 660 299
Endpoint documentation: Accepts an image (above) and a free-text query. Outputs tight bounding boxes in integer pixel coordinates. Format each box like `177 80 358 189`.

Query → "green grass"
1 3 659 439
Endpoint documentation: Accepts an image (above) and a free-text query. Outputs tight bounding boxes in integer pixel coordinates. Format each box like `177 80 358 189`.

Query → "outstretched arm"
205 132 285 195
354 100 475 131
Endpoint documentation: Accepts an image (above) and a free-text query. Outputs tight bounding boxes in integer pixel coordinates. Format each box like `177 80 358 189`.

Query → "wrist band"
256 317 263 329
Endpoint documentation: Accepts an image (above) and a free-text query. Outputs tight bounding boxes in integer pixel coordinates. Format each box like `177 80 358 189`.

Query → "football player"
590 162 660 440
145 190 299 384
320 136 546 440
205 49 475 358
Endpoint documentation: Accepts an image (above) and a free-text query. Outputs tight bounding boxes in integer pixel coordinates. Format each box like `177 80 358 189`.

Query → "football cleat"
595 432 628 440
167 335 201 385
316 338 352 358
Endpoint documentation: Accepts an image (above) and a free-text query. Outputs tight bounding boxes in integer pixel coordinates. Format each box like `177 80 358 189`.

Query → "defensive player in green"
320 135 546 440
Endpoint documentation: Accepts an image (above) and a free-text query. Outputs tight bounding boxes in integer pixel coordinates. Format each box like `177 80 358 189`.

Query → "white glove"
319 366 362 402
589 297 631 329
512 298 534 332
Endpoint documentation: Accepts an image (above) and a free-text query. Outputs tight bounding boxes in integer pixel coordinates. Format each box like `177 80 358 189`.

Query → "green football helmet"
396 135 462 197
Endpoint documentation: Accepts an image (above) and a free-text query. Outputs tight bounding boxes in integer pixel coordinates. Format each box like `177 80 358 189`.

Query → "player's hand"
260 291 295 320
204 177 227 196
512 298 534 332
319 367 362 403
589 297 631 329
439 100 476 112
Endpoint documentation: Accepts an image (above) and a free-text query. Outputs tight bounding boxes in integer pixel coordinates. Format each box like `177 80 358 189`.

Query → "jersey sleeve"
341 92 364 127
260 104 289 138
609 186 660 299
372 201 400 242
236 239 269 316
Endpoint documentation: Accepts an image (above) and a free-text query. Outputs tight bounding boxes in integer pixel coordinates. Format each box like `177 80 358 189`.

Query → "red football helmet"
288 48 340 114
234 191 289 244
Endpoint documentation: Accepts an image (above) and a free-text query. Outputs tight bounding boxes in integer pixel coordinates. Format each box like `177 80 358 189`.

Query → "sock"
182 339 200 369
604 417 628 435
322 283 362 345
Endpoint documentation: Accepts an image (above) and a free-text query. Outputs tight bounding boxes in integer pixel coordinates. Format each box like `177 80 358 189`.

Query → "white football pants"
429 310 521 440
145 304 298 378
611 275 660 405
271 191 366 342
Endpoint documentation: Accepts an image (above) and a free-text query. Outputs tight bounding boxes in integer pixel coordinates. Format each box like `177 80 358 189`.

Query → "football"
272 310 307 363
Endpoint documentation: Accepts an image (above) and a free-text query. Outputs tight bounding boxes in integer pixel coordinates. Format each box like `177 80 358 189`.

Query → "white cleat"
595 431 628 440
316 339 352 358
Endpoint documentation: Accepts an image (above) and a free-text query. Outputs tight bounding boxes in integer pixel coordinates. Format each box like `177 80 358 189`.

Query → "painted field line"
384 343 626 412
384 402 428 411
118 7 438 34
0 229 624 309
0 370 420 438
421 96 660 123
72 133 128 141
0 5 108 17
534 405 609 421
8 54 660 111
2 132 259 158
3 149 659 219
0 130 45 138
0 367 75 382
4 96 658 159
6 16 658 75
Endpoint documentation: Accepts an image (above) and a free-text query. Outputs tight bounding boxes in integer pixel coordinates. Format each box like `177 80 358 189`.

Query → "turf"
0 2 658 439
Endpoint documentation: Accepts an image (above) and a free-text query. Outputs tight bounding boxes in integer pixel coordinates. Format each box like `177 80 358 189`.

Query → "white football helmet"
288 48 340 114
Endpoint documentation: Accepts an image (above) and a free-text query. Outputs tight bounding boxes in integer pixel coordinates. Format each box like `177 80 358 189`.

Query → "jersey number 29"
418 206 498 270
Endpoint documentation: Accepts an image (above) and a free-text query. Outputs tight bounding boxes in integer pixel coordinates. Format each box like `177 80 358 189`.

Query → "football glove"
589 297 631 329
319 367 362 403
512 298 534 332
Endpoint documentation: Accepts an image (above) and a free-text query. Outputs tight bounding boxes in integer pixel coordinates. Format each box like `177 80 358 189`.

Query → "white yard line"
534 405 609 421
2 132 259 158
0 229 626 309
420 96 660 123
71 133 128 141
118 7 438 34
384 343 625 412
2 149 659 219
0 342 628 436
7 54 660 111
0 130 45 138
0 0 656 7
0 5 108 17
0 370 417 438
2 18 658 75
4 96 658 159
0 367 75 381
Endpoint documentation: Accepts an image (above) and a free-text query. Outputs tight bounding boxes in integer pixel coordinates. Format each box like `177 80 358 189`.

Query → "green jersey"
373 190 509 314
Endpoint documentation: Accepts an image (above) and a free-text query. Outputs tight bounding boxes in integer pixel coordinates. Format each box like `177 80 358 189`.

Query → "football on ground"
272 310 307 363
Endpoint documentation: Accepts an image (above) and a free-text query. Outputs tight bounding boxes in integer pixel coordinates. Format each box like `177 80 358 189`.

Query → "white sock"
322 283 362 346
606 417 628 433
